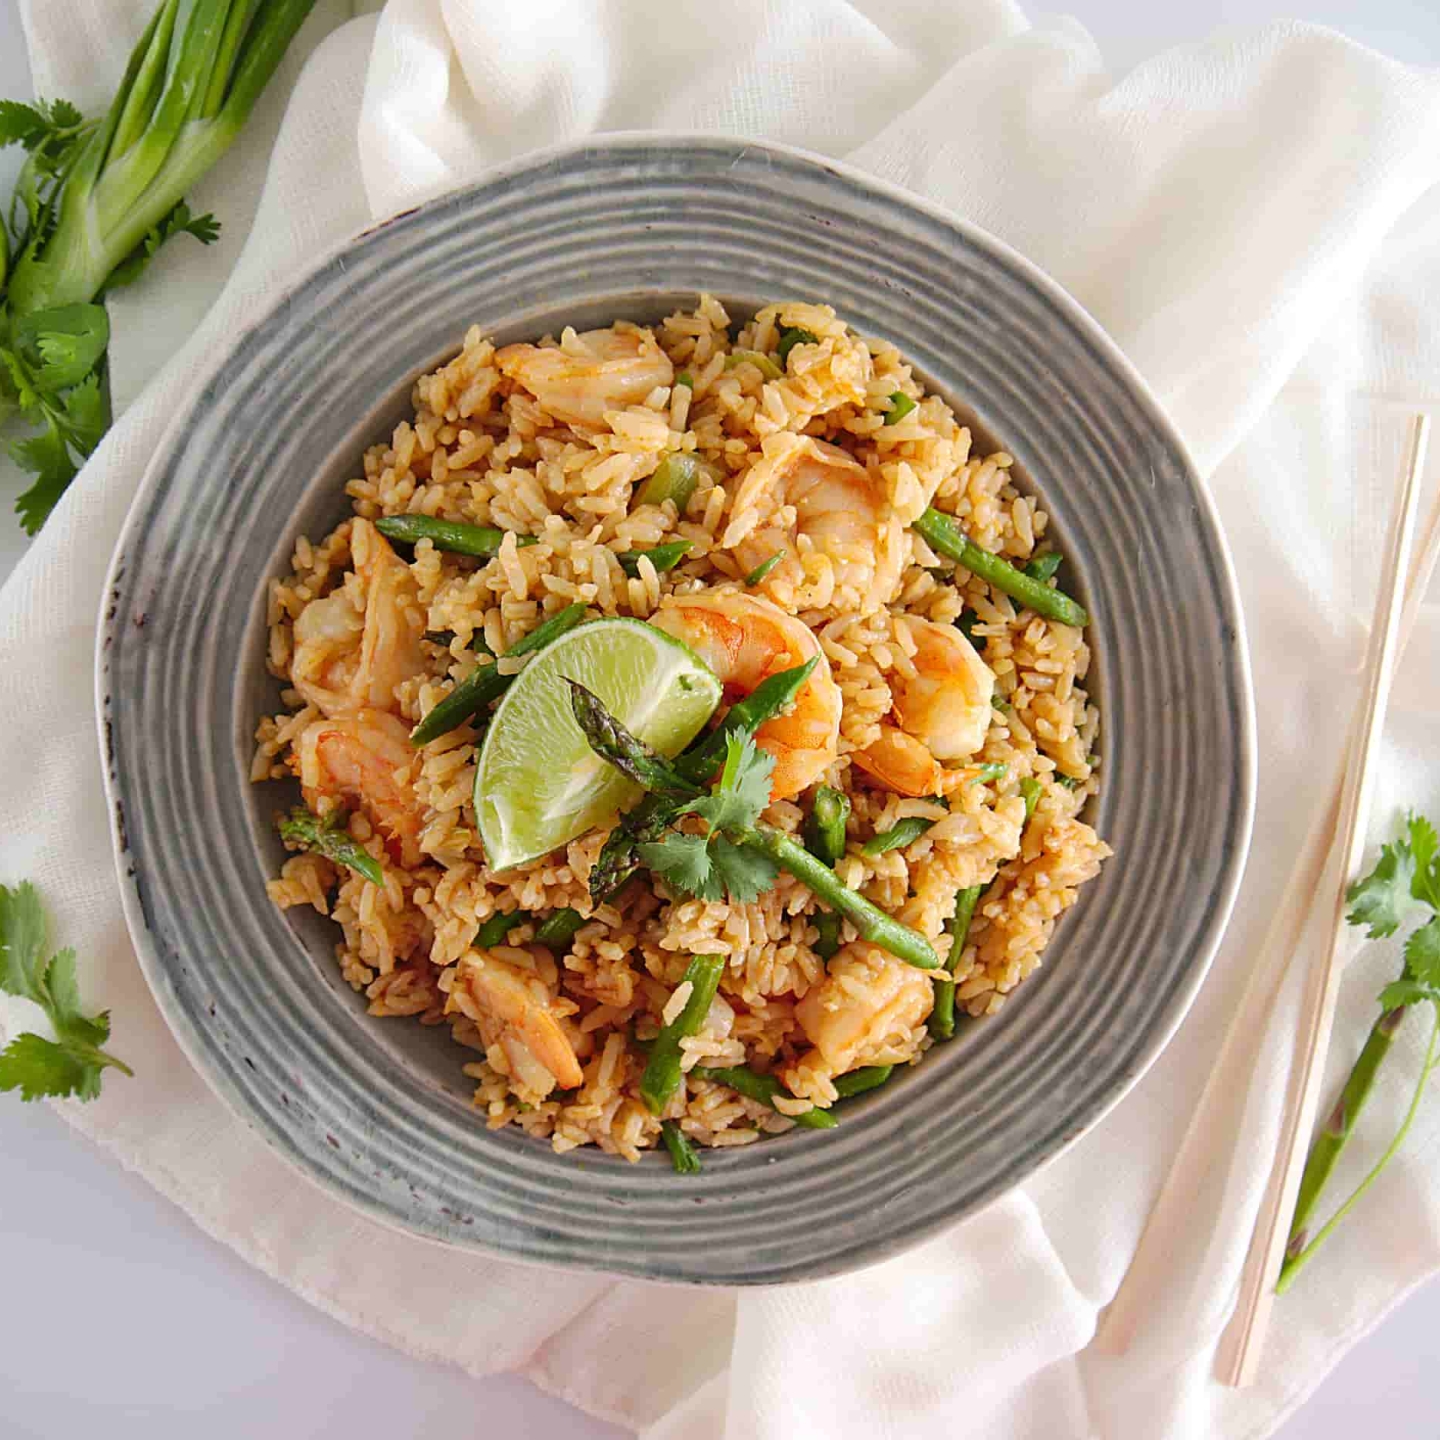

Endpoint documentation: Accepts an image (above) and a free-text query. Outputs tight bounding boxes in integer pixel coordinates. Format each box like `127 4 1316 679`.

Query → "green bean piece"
744 550 786 586
639 955 727 1115
616 539 693 577
675 371 694 389
972 762 1008 786
476 909 531 948
691 1064 838 1129
534 908 586 950
410 604 587 746
661 1120 702 1174
1019 777 1043 822
833 1065 894 1099
883 391 918 425
673 657 817 785
725 349 783 380
863 816 935 857
635 452 723 511
375 514 536 559
930 883 985 1041
776 327 818 365
804 785 851 866
746 828 940 970
277 807 383 886
1024 550 1063 582
812 910 843 960
913 508 1089 628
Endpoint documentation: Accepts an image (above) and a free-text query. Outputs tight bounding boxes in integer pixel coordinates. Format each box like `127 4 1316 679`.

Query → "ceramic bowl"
100 136 1254 1284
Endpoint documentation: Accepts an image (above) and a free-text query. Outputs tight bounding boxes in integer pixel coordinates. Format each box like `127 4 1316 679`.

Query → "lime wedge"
474 618 721 872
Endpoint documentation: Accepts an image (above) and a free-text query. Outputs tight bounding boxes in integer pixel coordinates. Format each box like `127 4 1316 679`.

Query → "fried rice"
253 295 1111 1162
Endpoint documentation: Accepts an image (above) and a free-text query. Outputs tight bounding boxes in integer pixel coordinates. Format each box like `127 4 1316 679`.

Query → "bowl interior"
103 137 1252 1284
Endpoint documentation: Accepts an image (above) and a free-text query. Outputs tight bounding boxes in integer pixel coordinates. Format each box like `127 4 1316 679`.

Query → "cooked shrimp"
295 710 425 868
790 941 933 1079
292 519 425 718
723 434 905 615
457 951 584 1093
851 617 996 797
496 326 674 428
650 588 841 801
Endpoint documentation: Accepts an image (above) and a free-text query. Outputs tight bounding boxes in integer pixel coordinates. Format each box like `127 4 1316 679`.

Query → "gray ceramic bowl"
100 136 1254 1285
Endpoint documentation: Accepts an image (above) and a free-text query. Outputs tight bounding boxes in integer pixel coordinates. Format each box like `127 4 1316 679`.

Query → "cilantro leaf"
62 371 109 453
1404 916 1440 989
639 832 723 901
1378 978 1435 1013
1409 812 1440 911
45 99 83 131
105 200 222 292
685 734 776 836
0 99 50 150
0 1032 103 1102
14 302 110 390
1346 835 1417 939
11 421 78 536
0 881 131 1102
708 833 778 903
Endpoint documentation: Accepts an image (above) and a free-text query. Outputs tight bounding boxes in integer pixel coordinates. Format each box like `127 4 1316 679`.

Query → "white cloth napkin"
6 3 1440 1436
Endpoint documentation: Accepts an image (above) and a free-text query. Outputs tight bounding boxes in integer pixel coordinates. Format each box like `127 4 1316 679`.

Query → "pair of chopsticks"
1095 414 1437 1384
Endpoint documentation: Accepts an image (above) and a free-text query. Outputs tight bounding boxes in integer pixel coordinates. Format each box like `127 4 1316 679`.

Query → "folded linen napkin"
5 3 1440 1436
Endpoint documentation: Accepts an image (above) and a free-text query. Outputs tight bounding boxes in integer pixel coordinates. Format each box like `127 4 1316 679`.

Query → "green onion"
1056 773 1084 790
776 327 818 365
616 539 693 577
639 955 726 1115
957 610 984 648
661 1120 702 1174
674 370 694 389
863 816 935 856
1019 777 1043 822
990 693 1011 713
972 762 1008 786
725 349 783 380
744 550 785 586
883 391 917 425
636 452 722 511
1024 550 1063 582
833 1065 893 1098
929 884 985 1041
375 514 536 560
913 508 1089 628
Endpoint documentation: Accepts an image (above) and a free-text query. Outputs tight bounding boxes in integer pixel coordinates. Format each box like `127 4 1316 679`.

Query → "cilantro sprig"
1 2 318 535
1279 812 1440 1290
0 881 132 1102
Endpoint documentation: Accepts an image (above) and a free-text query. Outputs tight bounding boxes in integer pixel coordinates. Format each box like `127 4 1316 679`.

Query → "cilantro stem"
1278 1001 1440 1292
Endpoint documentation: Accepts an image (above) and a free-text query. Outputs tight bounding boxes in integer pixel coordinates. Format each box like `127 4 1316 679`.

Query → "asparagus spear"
691 1064 838 1129
476 909 530 948
812 910 843 960
534 907 586 950
912 508 1089 628
863 816 935 857
804 785 851 866
775 327 818 365
616 540 693 577
412 603 586 746
661 1120 702 1174
833 1065 893 1098
673 658 817 785
277 806 382 885
1024 550 1063 582
640 955 726 1115
566 680 698 798
375 514 537 559
635 452 723 510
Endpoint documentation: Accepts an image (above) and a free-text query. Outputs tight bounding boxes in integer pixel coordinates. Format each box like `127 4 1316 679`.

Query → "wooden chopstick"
1093 413 1436 1361
1214 413 1429 1386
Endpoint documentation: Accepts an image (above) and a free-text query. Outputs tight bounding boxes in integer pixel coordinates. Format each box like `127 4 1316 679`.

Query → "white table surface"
3 5 1440 1437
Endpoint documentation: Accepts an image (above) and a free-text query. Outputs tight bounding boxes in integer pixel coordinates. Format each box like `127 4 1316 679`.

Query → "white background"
3 4 1440 1437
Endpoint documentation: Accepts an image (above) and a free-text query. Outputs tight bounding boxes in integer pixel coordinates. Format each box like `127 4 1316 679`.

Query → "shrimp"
295 710 426 868
789 941 933 1080
851 617 996 797
650 589 841 801
456 950 584 1093
495 326 674 428
723 434 905 615
292 518 426 719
